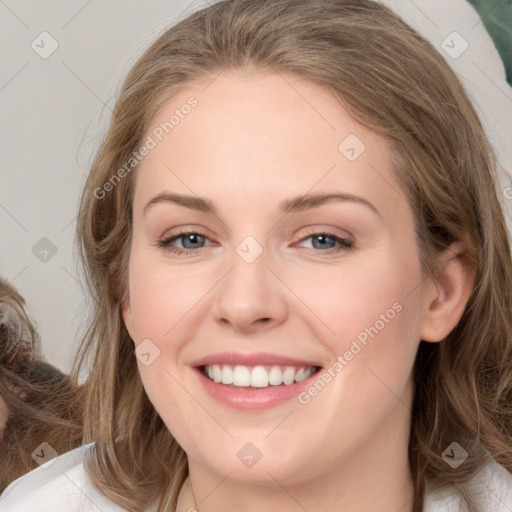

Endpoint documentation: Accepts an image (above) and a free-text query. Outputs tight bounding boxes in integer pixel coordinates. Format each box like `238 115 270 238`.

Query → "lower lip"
192 367 320 410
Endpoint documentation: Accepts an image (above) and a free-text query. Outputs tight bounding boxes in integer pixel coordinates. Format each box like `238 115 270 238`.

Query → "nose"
211 244 288 333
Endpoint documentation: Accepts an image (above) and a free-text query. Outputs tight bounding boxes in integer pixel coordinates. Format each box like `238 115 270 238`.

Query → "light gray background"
1 0 511 373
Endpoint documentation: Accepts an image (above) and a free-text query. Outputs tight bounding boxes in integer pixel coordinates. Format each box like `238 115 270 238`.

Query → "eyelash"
156 230 353 256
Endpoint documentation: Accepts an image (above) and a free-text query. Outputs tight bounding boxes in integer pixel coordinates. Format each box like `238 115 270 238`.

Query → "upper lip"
191 352 322 368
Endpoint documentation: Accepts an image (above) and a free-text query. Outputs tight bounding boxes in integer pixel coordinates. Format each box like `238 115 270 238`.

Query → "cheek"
126 260 201 441
127 256 208 341
302 254 416 328
290 250 422 388
284 257 421 459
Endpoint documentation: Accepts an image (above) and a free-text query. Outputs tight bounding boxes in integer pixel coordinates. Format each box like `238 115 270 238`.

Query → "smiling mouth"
200 364 322 388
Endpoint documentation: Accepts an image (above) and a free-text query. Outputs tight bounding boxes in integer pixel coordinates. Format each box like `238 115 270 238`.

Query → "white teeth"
212 365 222 383
250 366 268 387
294 367 308 382
268 366 282 386
282 367 296 385
221 365 233 385
203 364 317 388
233 365 251 386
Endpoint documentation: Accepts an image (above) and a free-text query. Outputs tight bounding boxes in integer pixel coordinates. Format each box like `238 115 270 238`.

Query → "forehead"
133 70 406 221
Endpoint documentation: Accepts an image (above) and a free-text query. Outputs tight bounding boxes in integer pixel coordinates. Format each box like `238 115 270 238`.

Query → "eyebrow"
143 192 380 217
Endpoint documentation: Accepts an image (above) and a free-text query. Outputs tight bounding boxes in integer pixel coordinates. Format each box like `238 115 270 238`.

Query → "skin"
122 70 473 512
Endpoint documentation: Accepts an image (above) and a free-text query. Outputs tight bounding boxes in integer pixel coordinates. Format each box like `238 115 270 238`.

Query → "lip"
190 351 322 368
190 352 323 410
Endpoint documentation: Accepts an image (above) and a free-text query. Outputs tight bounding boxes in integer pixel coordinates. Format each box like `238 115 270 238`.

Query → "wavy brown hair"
74 1 512 511
0 279 83 491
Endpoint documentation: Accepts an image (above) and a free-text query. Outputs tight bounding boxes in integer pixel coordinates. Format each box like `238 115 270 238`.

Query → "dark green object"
467 0 512 84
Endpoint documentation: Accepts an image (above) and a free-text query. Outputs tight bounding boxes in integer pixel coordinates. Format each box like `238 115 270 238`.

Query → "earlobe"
420 242 475 343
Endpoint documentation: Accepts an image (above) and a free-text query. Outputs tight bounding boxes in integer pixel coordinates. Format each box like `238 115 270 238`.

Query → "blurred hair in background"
0 278 83 492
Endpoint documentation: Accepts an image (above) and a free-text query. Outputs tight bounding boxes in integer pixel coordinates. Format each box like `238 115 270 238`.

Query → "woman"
1 0 511 511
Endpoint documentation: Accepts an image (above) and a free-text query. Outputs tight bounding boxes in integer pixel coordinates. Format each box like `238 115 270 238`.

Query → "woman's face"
122 71 436 486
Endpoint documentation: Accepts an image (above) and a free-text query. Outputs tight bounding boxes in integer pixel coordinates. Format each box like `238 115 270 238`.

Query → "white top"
0 442 511 511
0 443 156 512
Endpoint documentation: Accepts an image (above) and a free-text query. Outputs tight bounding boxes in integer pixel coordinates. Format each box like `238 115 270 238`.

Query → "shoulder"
0 443 134 512
424 457 512 512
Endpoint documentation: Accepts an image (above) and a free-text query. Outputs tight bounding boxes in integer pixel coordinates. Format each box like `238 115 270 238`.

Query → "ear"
420 242 475 343
121 294 135 341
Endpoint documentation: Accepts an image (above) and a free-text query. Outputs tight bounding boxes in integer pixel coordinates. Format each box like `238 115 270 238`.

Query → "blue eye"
297 233 353 253
157 231 353 256
158 232 210 255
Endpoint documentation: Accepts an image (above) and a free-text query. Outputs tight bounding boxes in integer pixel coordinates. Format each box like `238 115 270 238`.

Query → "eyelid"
159 224 215 241
293 226 353 246
158 229 216 252
156 225 354 257
157 225 351 244
292 231 353 254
